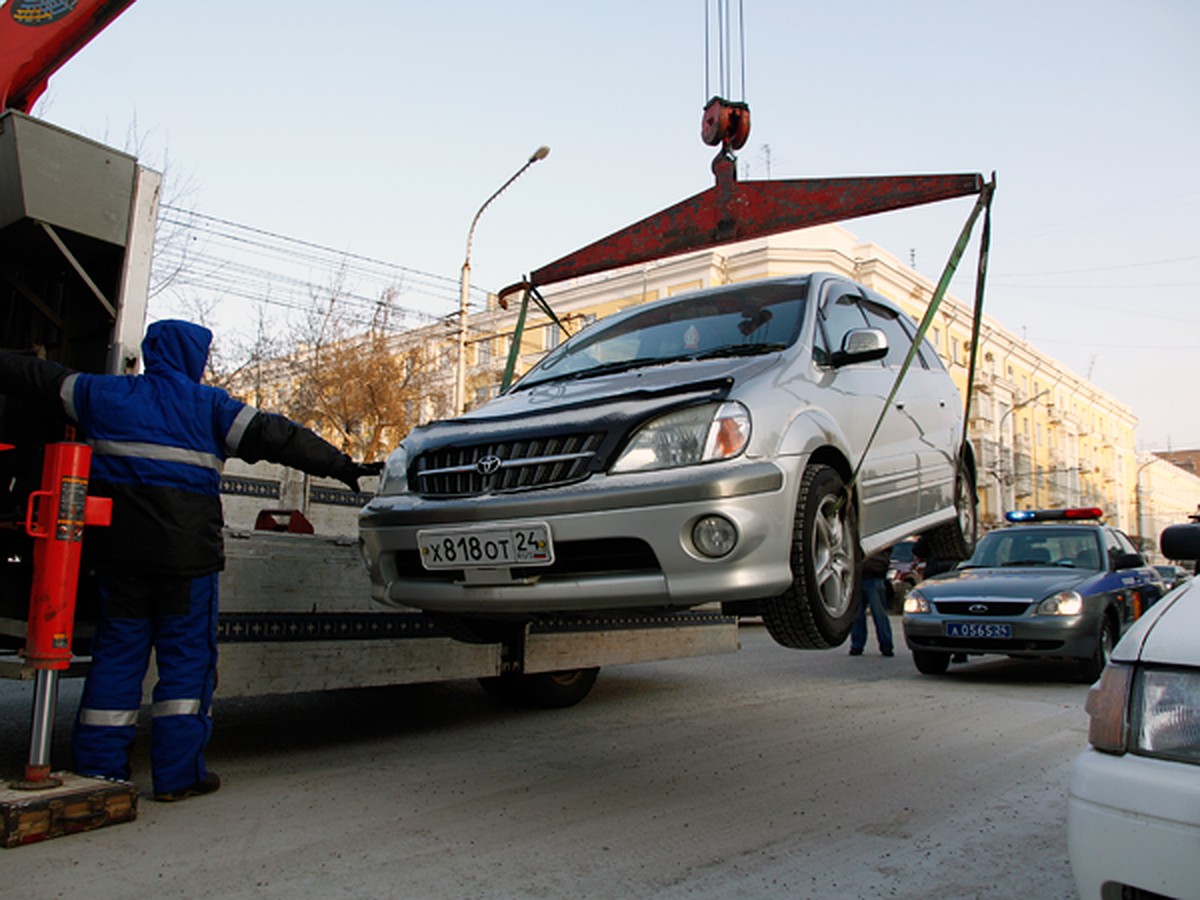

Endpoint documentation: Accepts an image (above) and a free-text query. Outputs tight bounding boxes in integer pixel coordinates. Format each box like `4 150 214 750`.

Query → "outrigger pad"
0 772 138 848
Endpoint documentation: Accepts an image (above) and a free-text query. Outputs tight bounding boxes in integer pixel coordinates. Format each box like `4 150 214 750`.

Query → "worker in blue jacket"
0 319 378 801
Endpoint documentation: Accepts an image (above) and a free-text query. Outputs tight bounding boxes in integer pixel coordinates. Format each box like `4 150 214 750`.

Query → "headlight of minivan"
376 445 410 496
610 402 750 474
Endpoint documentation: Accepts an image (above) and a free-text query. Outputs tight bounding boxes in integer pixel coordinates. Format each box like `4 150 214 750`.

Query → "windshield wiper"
1002 559 1052 567
511 356 674 391
691 342 787 360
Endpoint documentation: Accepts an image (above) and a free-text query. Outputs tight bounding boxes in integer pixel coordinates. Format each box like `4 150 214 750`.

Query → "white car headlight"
903 589 930 614
1037 590 1083 615
1132 667 1200 764
376 445 410 496
1086 663 1200 763
610 402 750 474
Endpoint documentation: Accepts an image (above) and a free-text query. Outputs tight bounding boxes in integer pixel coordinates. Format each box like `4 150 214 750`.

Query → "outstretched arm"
233 410 379 492
0 351 73 411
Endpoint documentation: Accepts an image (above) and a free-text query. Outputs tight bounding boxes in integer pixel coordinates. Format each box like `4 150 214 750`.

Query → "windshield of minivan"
514 281 810 390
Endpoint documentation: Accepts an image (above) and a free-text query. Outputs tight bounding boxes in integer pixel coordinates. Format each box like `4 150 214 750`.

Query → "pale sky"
29 0 1200 449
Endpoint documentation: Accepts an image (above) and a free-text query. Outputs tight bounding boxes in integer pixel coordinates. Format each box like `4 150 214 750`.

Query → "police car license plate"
417 523 554 570
946 622 1012 639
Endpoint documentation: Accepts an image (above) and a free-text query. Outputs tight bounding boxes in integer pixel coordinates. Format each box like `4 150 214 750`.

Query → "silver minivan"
360 273 977 649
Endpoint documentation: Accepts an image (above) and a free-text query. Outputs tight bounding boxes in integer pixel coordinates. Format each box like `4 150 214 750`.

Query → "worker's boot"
154 771 221 802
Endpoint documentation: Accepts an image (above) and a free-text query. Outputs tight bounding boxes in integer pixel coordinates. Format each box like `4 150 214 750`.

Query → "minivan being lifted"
360 273 977 649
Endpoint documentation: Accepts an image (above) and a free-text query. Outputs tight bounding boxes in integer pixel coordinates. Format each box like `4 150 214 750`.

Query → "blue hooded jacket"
0 319 355 575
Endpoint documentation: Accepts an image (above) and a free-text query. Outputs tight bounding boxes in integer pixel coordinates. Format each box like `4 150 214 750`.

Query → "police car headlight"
1037 590 1083 616
377 445 410 496
903 588 930 614
611 402 750 474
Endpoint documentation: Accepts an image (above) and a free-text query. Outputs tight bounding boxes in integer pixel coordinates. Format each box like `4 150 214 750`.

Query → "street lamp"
454 145 551 415
998 388 1050 510
1135 457 1157 555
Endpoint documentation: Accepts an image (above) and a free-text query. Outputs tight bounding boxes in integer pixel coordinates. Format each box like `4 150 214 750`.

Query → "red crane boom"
0 0 137 113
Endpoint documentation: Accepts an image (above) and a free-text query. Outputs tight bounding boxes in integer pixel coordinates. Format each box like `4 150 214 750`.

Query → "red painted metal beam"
530 156 984 288
1 0 137 113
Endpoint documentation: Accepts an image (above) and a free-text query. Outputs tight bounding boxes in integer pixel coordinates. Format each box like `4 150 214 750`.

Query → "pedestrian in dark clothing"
849 549 894 656
912 536 955 578
0 320 378 801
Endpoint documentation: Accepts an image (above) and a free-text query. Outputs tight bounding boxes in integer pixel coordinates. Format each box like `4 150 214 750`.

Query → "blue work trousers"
850 576 894 653
72 573 219 795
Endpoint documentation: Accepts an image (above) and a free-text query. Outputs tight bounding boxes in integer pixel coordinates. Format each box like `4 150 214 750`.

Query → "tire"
926 456 978 561
1077 616 1116 684
912 649 952 675
761 464 860 649
479 667 600 709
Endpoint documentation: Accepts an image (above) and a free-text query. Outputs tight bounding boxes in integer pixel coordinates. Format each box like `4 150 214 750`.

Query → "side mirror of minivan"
832 328 888 367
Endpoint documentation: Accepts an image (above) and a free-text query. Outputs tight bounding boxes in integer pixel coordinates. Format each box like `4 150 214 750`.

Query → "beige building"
1135 453 1200 560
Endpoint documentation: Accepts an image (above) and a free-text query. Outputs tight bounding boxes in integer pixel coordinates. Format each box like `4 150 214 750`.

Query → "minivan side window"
815 289 870 365
894 312 946 371
860 300 917 368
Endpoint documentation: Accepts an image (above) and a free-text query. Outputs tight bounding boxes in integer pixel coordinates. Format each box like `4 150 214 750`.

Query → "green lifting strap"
499 282 570 393
846 175 997 496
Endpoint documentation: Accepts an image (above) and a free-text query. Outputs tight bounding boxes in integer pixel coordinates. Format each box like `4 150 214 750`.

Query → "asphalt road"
0 623 1087 898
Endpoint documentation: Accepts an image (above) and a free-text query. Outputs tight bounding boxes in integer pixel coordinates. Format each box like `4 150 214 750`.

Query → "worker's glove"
337 460 384 494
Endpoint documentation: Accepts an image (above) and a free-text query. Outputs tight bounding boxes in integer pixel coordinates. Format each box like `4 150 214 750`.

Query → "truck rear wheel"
761 464 859 649
479 667 600 708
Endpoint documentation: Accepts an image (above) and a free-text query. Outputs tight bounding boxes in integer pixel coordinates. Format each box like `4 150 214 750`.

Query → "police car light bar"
1005 507 1105 523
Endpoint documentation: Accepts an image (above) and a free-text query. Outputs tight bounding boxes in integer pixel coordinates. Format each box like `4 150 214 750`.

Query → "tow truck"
0 108 744 843
0 0 994 843
0 107 742 715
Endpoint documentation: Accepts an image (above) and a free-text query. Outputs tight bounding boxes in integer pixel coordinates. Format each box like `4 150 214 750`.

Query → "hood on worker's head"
142 319 212 382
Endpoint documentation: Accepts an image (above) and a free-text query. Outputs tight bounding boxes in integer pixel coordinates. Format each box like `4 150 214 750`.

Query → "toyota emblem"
476 455 502 476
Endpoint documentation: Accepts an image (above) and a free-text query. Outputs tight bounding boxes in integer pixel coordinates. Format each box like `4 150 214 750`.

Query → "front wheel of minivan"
762 464 860 649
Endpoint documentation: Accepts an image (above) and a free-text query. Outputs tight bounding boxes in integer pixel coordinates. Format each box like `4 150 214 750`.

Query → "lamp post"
1135 458 1157 555
997 388 1050 510
454 145 550 415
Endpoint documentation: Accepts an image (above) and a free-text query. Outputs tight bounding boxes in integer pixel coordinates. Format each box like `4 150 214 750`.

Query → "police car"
901 508 1164 681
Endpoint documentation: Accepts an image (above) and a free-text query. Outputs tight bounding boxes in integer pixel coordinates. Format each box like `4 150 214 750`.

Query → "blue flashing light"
1005 507 1105 523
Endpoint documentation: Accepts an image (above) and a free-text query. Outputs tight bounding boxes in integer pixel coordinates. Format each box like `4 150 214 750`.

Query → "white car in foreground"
1067 522 1200 899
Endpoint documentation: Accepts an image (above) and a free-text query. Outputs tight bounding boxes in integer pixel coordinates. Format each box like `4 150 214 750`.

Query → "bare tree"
263 279 441 461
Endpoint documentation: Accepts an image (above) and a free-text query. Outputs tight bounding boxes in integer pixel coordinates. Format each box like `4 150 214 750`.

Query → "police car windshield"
513 282 808 390
963 527 1103 570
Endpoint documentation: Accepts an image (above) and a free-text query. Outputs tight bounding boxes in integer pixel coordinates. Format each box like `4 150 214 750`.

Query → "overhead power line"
154 205 491 334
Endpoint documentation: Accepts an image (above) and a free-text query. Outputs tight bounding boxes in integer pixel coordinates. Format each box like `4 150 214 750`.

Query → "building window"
546 323 562 350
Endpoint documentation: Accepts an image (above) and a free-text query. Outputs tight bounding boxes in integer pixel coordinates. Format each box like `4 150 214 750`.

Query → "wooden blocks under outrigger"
0 772 137 848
